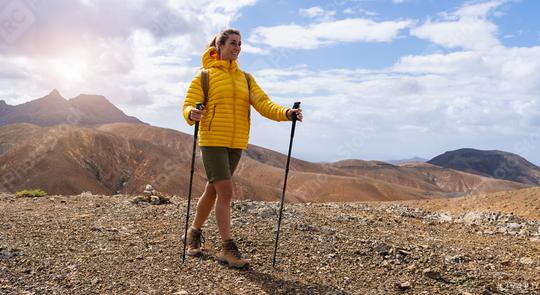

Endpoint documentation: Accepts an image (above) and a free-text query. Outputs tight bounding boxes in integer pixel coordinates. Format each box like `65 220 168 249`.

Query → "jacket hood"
202 46 239 72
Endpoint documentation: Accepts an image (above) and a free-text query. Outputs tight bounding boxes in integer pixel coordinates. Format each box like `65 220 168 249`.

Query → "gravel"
1 194 539 294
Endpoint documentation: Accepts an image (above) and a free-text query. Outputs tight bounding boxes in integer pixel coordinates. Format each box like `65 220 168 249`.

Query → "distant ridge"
0 123 528 200
386 157 428 165
428 148 540 185
0 89 145 127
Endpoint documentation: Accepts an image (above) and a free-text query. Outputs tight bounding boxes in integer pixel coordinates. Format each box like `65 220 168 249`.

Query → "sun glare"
50 58 89 83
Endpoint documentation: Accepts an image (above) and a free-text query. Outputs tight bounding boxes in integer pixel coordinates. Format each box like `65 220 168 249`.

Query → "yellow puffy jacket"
183 47 289 149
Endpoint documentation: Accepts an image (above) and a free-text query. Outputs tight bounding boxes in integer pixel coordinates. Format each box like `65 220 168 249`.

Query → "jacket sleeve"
182 72 204 126
249 75 289 122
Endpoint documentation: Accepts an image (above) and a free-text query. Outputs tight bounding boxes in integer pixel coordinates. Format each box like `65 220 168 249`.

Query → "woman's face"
219 34 241 61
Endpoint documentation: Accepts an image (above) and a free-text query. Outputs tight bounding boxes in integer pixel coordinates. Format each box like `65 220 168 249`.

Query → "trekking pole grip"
291 102 301 121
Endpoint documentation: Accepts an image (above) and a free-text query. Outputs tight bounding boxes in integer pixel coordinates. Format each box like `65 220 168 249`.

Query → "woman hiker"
182 28 303 268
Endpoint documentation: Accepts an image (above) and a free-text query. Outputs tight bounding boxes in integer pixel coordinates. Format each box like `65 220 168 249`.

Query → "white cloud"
412 18 500 51
392 0 406 4
299 6 336 21
393 51 490 74
241 43 269 55
454 0 506 18
411 0 506 51
245 38 540 162
248 18 412 50
0 0 257 129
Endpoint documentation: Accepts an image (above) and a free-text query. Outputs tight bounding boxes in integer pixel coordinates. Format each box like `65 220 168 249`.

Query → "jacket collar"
202 46 239 72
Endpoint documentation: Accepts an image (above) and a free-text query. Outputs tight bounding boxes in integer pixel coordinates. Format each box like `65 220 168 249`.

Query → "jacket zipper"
229 71 236 147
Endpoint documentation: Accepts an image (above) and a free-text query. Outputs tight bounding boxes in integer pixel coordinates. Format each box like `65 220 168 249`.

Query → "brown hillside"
0 124 206 197
328 158 528 196
399 187 540 220
0 123 530 202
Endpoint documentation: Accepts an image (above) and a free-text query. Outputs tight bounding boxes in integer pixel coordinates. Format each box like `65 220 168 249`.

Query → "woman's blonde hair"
207 28 241 53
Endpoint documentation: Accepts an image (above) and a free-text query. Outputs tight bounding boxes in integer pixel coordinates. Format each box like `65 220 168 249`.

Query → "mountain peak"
49 89 62 97
71 94 111 104
40 89 66 103
0 100 10 113
0 90 145 127
428 148 540 185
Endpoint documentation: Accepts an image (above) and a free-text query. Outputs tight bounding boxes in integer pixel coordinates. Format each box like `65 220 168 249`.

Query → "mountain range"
0 89 144 126
0 90 537 201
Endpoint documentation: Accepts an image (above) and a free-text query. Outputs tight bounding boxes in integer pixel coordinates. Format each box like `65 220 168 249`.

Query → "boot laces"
190 230 205 248
226 241 242 259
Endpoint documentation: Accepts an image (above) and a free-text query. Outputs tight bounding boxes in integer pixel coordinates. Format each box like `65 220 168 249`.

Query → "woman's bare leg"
191 181 217 230
212 179 234 242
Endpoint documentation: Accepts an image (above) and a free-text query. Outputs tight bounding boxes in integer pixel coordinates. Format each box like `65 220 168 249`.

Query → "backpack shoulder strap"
200 69 209 105
244 71 252 103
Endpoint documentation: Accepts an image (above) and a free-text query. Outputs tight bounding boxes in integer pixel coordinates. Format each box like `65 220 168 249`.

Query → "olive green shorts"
200 147 243 183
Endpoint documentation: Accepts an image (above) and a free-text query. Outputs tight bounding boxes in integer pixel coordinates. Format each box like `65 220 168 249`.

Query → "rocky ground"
1 192 539 294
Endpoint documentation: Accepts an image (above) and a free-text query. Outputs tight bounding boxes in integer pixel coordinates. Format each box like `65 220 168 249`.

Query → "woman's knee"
203 182 217 197
213 179 233 201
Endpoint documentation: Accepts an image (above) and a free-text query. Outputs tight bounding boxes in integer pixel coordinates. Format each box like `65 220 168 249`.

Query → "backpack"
200 69 252 105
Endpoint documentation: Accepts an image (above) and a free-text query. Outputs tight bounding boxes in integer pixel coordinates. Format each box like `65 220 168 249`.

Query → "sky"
1 0 540 164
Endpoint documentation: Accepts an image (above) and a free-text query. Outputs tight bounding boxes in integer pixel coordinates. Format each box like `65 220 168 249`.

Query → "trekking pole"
272 101 301 267
182 102 203 264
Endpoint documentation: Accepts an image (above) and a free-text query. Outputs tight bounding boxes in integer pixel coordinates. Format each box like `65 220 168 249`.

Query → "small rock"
423 268 443 281
436 212 453 223
132 195 148 204
320 226 336 235
519 257 534 265
500 260 511 266
173 291 188 295
406 263 417 271
80 191 93 198
150 195 161 205
462 212 483 225
374 243 391 256
506 223 521 234
143 184 154 196
257 207 276 218
398 249 411 256
396 281 412 291
0 247 18 260
445 255 467 264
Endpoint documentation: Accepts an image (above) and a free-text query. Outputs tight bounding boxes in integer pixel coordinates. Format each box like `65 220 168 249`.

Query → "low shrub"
15 189 47 198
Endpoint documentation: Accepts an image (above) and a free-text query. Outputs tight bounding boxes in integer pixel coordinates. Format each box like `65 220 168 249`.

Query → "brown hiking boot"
182 227 204 257
217 239 249 268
